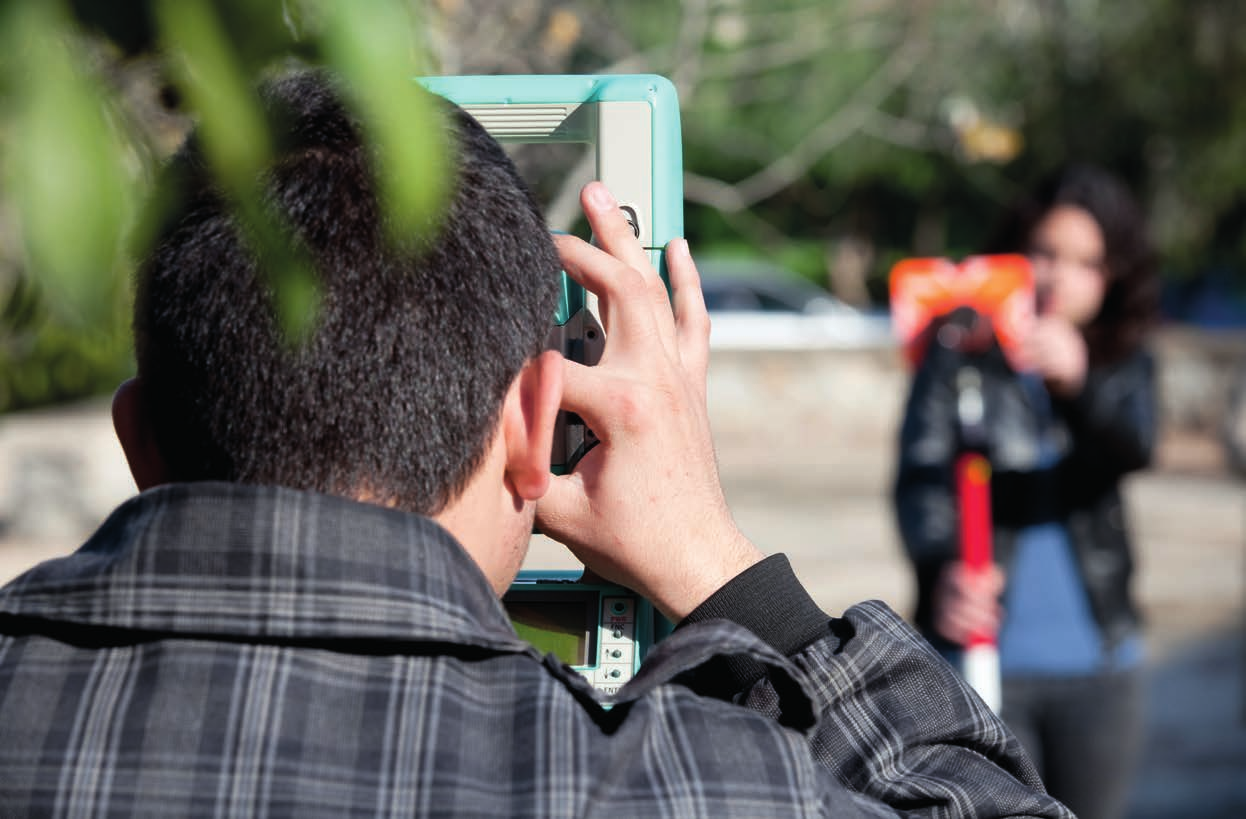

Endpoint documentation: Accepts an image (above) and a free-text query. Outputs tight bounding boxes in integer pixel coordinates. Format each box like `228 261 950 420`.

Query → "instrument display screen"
505 593 595 667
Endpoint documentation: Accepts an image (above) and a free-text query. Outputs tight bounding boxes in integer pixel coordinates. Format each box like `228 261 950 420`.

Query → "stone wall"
1151 326 1246 433
708 326 1246 470
1 326 1241 541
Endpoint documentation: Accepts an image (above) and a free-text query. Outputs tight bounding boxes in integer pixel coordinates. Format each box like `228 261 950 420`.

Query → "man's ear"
111 378 170 491
501 350 563 502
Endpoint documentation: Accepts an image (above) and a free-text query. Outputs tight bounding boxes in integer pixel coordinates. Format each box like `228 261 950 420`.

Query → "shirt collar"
0 482 530 655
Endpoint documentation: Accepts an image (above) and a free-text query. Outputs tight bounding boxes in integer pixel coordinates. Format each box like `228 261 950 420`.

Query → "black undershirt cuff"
677 553 830 693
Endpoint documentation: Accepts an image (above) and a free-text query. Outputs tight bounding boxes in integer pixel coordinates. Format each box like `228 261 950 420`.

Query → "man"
0 70 1070 817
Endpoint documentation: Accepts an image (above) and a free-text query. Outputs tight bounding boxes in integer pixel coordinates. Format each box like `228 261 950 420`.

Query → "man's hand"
932 560 1006 646
535 182 763 622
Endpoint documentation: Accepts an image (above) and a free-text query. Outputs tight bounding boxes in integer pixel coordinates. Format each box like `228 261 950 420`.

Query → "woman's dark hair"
133 70 561 514
986 163 1159 364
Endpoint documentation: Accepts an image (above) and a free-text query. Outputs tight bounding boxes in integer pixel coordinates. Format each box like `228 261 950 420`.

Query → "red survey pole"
954 365 1001 712
956 450 1000 712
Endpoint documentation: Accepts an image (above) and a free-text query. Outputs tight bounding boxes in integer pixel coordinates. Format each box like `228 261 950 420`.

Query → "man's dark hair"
133 69 560 514
986 163 1159 364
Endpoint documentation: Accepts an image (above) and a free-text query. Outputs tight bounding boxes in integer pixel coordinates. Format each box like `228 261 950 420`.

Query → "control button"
604 598 633 621
609 649 623 659
596 662 633 691
612 628 624 639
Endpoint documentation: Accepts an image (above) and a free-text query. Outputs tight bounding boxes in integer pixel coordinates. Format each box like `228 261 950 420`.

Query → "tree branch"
859 110 935 150
688 11 932 212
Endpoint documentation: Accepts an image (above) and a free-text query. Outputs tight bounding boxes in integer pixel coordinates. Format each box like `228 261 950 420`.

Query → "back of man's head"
133 69 560 515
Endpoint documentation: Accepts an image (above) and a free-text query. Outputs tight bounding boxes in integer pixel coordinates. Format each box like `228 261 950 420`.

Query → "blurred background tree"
3 0 1245 413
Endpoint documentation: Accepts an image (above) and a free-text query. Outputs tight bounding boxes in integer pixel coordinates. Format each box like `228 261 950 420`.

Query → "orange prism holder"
889 254 1036 370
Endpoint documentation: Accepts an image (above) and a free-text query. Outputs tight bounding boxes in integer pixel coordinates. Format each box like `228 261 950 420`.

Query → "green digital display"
505 598 593 667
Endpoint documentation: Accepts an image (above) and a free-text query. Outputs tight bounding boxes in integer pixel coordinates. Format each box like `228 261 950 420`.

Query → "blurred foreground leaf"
155 0 272 194
1 0 450 411
320 0 449 244
155 0 323 344
152 0 449 343
2 1 138 328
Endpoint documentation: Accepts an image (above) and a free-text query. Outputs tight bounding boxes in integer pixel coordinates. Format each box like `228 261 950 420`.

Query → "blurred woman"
893 163 1161 819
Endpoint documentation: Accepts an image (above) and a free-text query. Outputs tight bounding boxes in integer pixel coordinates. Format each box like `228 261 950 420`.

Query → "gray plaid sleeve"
744 600 1075 818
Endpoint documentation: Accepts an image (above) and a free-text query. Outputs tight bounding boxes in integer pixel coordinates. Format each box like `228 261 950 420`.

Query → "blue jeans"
1002 669 1145 819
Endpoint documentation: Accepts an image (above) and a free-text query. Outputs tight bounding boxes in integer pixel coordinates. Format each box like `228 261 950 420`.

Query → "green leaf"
156 0 322 345
155 0 271 197
318 0 449 244
2 1 134 327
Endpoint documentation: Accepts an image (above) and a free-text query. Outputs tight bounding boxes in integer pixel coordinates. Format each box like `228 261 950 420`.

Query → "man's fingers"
554 358 617 443
534 470 581 542
555 233 660 346
580 181 653 276
580 182 679 352
666 238 711 378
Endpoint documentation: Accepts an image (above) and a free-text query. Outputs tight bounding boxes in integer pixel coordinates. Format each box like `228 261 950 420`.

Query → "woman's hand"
1020 315 1088 397
932 560 1006 646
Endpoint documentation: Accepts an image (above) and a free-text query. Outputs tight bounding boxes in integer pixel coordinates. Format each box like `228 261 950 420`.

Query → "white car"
698 260 894 351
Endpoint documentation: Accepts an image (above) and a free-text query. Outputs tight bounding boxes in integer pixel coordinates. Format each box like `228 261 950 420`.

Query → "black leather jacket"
893 339 1158 654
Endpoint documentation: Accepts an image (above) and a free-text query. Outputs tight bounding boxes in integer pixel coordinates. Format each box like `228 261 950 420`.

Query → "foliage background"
3 0 1246 413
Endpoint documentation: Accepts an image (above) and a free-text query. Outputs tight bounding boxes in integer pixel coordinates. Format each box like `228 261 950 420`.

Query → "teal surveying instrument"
419 75 682 694
504 572 669 696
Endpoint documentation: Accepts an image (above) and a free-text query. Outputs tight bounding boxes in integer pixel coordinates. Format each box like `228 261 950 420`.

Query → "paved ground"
2 400 1243 816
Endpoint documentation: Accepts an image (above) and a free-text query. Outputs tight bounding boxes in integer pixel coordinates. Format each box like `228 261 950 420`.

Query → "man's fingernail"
588 182 615 209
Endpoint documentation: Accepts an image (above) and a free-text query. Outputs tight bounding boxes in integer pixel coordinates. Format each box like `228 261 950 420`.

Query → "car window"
701 285 762 312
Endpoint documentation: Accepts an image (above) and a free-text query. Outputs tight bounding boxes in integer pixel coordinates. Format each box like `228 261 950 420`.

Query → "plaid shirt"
0 483 1069 818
